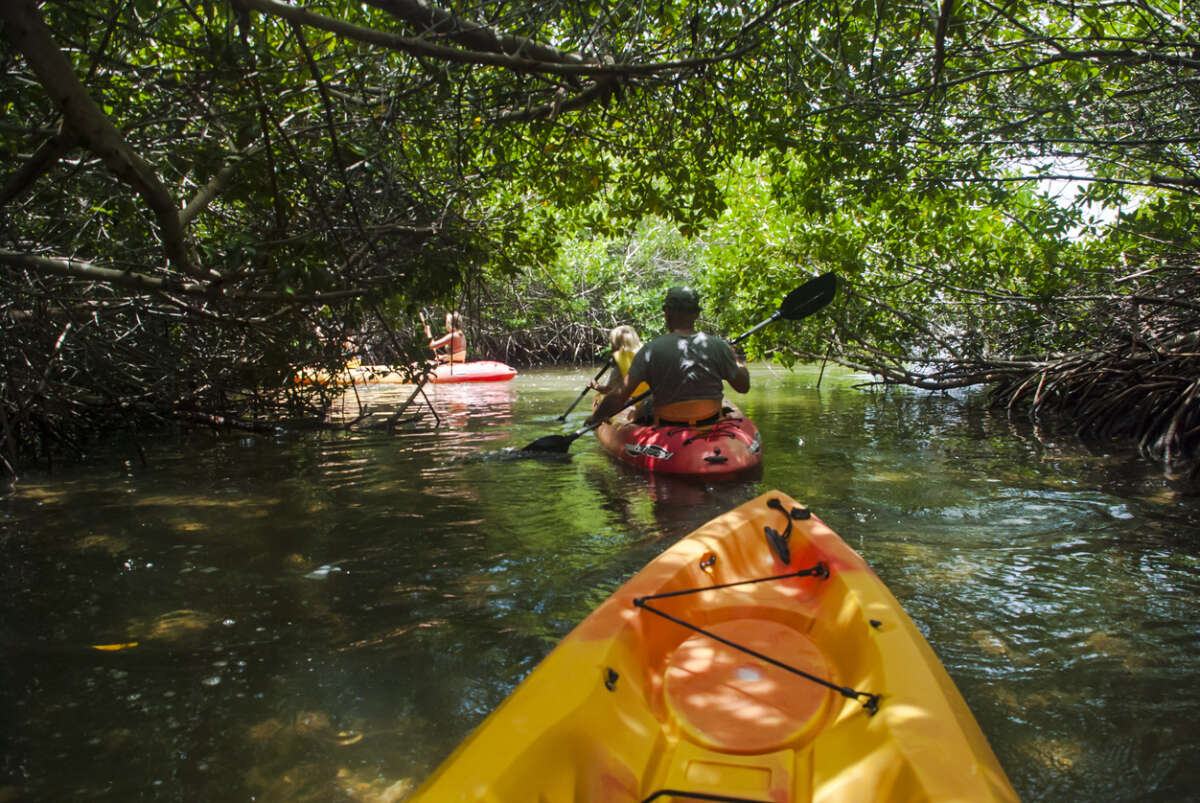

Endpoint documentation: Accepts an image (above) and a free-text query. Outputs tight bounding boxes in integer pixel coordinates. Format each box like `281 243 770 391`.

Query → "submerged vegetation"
0 0 1197 475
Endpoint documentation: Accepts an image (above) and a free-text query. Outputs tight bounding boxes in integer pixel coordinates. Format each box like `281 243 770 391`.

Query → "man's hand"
733 344 747 363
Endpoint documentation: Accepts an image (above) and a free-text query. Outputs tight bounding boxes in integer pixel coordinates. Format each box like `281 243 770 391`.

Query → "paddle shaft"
555 359 614 422
729 311 780 346
551 387 652 446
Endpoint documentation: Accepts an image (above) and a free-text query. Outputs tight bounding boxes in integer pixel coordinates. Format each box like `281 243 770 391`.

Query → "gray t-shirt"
626 332 740 407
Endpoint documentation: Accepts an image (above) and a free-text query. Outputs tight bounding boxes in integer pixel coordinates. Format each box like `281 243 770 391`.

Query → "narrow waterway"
2 364 1198 801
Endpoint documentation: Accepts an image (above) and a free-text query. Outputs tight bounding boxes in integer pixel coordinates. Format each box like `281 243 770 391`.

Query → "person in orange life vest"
423 310 467 364
585 287 749 428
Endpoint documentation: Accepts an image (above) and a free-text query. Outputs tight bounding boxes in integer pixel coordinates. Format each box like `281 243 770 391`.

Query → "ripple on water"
4 367 1200 802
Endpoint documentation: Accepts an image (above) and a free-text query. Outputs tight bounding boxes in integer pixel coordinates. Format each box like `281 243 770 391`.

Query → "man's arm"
727 343 750 393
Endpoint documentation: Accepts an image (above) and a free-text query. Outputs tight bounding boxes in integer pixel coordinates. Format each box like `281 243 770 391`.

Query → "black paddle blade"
779 272 838 321
521 433 578 453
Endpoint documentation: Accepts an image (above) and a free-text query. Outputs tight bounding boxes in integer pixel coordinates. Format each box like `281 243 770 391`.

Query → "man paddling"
585 287 749 428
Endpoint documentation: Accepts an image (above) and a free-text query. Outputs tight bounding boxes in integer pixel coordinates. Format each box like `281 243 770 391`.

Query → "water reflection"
1 365 1198 801
330 380 515 444
593 461 767 542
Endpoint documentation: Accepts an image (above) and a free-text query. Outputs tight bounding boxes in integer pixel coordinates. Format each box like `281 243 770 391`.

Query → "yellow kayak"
410 491 1017 802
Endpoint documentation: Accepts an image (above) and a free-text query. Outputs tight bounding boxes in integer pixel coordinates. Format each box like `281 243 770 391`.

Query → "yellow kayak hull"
410 491 1017 802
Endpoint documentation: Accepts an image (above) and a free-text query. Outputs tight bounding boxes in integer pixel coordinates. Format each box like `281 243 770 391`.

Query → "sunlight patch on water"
2 365 1198 802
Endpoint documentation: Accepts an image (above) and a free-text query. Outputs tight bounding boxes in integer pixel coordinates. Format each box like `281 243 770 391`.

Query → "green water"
2 364 1197 801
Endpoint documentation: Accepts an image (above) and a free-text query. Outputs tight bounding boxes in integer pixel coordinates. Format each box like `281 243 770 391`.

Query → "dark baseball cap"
663 286 701 312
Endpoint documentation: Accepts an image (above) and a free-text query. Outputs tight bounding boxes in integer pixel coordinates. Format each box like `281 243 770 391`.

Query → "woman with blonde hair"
590 325 649 397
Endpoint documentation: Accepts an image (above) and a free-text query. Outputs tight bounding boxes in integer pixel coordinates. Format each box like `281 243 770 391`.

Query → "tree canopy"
1 0 1197 473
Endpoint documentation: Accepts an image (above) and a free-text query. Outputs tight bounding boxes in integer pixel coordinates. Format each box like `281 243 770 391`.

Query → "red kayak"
295 360 516 385
429 360 517 384
595 401 762 477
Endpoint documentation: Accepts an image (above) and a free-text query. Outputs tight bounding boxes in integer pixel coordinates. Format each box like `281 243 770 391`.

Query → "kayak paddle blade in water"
521 432 582 453
521 390 650 453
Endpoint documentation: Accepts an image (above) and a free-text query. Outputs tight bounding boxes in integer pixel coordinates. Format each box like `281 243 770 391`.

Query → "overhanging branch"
0 249 371 305
239 0 758 79
0 0 205 280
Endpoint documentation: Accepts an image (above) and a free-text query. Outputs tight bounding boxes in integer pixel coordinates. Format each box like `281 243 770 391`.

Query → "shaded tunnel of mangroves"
2 364 1198 802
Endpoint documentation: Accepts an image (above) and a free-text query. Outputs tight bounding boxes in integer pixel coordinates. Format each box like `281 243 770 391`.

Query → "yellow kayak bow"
410 490 1017 802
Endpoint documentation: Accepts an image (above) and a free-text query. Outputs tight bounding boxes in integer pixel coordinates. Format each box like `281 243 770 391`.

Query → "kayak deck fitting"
409 491 1017 802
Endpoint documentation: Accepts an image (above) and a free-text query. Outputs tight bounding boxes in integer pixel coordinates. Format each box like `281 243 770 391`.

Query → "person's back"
629 330 738 410
587 287 748 428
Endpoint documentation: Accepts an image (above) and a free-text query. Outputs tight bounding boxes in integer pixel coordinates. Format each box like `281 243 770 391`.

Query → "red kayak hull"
430 361 518 383
595 402 762 477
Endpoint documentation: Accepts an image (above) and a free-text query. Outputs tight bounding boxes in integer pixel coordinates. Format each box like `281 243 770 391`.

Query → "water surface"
2 364 1198 801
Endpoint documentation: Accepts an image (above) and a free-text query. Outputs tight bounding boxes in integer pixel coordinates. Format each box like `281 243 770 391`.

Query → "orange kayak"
409 490 1017 802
